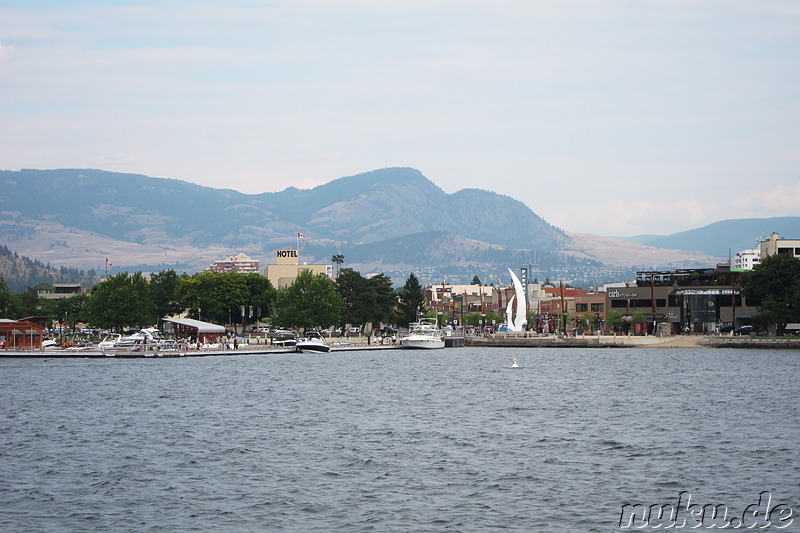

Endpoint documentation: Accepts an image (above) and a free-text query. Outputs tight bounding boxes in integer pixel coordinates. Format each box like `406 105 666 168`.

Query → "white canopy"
162 317 226 334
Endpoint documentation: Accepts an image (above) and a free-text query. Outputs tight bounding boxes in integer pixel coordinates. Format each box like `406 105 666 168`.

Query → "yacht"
296 331 331 353
400 318 445 349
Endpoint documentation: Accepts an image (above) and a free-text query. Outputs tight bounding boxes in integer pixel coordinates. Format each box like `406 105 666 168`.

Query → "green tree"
396 272 424 327
740 254 800 335
149 269 184 320
367 273 396 329
54 294 88 334
19 287 41 317
336 268 371 331
331 254 344 278
471 275 482 285
243 273 277 324
176 271 249 326
0 275 14 318
84 272 155 331
462 311 484 327
274 270 342 332
605 310 622 333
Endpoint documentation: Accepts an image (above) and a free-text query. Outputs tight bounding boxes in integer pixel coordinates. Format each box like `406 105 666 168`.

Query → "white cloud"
733 182 800 215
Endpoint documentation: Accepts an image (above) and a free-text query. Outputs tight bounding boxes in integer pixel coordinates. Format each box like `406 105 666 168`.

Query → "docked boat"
100 329 162 357
400 318 445 349
295 332 331 353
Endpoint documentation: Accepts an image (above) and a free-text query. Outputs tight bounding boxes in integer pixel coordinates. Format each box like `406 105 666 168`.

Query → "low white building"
733 249 760 271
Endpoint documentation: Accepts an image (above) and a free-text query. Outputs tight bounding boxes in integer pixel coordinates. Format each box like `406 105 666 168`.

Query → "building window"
576 303 588 312
591 303 604 312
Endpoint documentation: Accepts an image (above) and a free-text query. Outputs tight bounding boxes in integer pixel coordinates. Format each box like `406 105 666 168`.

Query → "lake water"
1 347 798 532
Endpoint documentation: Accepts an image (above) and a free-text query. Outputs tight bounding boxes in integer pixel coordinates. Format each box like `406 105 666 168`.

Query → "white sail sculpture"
505 267 527 332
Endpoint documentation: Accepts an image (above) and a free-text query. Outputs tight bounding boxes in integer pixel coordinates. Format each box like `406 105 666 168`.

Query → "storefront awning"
162 317 225 334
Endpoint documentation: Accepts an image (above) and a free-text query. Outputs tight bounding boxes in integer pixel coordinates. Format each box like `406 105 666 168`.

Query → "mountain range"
1 167 796 287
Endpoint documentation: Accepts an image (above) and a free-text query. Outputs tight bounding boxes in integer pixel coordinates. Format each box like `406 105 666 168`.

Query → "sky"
1 0 799 237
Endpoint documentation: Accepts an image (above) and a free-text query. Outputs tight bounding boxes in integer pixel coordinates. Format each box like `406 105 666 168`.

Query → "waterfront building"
425 283 498 324
0 319 47 349
264 249 333 289
162 317 226 344
619 264 758 334
208 253 260 274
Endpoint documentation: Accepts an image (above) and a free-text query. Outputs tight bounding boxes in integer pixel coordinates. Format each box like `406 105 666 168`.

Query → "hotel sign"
275 249 299 265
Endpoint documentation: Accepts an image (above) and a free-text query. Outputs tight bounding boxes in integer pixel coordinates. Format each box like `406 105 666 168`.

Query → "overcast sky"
1 0 798 236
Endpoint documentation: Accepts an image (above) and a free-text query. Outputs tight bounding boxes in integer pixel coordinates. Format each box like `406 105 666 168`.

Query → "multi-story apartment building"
759 232 800 259
208 253 260 274
733 249 760 271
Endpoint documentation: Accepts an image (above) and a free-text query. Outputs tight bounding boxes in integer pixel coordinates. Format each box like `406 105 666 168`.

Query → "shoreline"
2 334 799 357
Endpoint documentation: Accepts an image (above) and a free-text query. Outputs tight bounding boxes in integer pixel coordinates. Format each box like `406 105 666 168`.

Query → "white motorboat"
400 318 445 349
100 329 161 357
296 332 331 353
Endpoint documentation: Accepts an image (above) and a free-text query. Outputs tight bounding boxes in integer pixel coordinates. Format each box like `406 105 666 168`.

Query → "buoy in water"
511 358 519 368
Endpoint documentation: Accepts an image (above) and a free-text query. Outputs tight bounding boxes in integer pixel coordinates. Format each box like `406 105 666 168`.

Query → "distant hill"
0 167 578 284
0 244 96 292
624 217 800 257
0 167 567 250
1 166 773 286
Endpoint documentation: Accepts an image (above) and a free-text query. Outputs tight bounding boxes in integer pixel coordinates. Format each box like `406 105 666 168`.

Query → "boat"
272 338 297 348
295 331 331 353
97 333 122 351
400 318 445 349
100 329 161 357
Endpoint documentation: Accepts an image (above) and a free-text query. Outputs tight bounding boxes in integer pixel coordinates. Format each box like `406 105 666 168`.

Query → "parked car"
734 325 754 335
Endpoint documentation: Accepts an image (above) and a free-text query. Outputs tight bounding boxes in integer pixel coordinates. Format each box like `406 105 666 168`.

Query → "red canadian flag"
297 232 304 238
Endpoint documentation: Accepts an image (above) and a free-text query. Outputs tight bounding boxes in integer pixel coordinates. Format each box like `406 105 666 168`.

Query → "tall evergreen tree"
397 272 424 327
335 268 370 331
0 275 14 318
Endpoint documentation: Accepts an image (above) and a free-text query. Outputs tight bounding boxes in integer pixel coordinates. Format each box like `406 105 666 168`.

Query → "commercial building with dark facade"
614 265 757 334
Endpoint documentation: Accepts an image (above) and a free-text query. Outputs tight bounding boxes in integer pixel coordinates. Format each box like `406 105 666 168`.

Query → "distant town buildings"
423 260 773 335
730 232 799 272
208 253 259 274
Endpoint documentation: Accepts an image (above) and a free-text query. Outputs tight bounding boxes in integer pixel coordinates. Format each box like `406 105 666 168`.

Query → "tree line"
0 264 428 334
1 252 797 335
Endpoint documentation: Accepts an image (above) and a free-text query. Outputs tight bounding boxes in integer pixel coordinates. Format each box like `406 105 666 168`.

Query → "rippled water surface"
2 347 798 531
